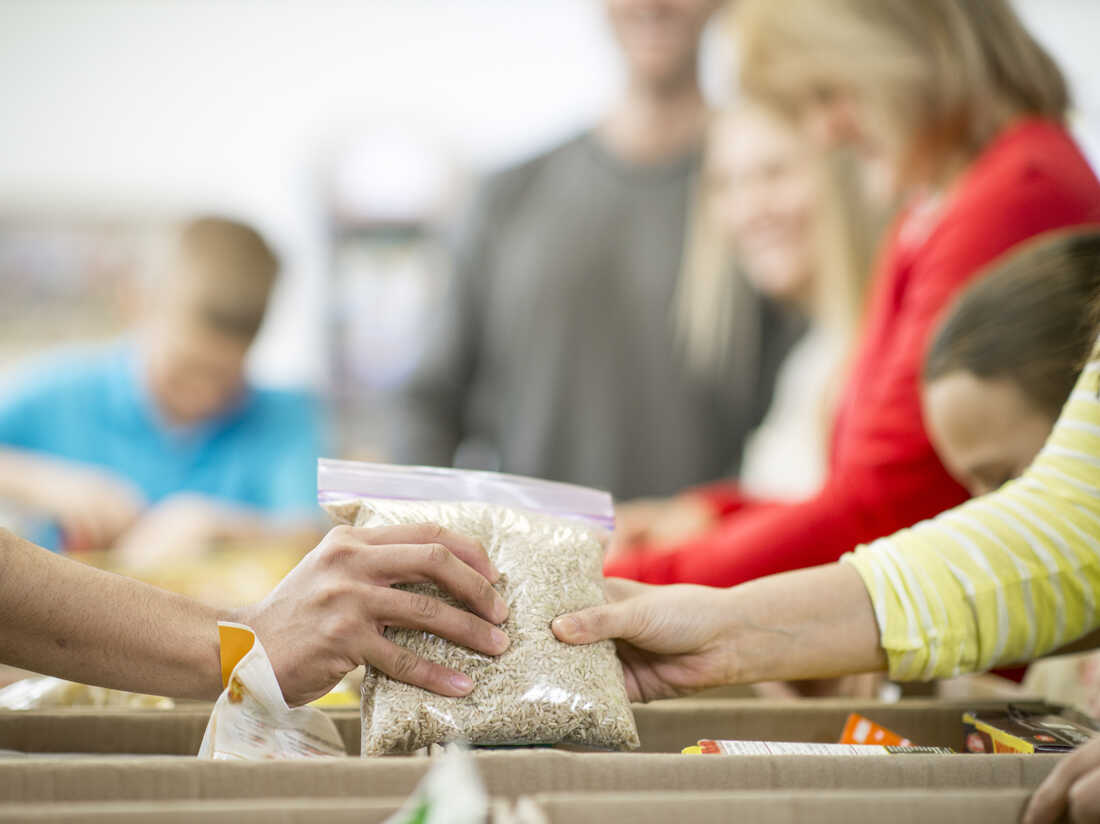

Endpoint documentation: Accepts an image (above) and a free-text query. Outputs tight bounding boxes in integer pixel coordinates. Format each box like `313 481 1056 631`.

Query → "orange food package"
839 713 912 747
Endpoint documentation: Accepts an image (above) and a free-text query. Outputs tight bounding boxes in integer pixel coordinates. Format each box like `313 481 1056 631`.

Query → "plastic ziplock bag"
199 622 346 759
318 459 639 755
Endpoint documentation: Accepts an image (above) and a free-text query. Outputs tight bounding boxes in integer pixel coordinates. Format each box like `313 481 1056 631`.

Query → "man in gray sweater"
388 0 801 500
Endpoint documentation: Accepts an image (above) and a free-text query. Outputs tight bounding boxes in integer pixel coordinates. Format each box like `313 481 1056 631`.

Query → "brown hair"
925 229 1100 419
172 216 279 340
737 0 1070 184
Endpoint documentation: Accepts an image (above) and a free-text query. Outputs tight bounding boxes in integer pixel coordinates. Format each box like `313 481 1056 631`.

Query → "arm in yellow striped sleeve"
844 355 1100 680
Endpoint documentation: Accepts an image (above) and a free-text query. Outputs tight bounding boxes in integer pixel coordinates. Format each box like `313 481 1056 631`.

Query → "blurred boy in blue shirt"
0 216 324 562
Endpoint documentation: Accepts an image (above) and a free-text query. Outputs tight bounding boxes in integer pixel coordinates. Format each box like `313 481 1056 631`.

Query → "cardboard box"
630 698 1021 752
0 698 1064 816
0 798 406 823
0 698 1044 756
0 789 1038 824
515 789 1035 824
0 749 1060 804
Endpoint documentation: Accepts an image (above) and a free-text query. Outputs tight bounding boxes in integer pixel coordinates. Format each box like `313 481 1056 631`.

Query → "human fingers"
96 492 144 545
371 586 510 658
360 633 477 697
365 542 509 624
57 509 96 552
1024 736 1100 824
1067 765 1100 823
357 523 499 582
68 492 135 550
551 598 636 645
603 577 652 601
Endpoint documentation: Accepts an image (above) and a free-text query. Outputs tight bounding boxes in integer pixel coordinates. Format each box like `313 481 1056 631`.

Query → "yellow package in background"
198 622 345 759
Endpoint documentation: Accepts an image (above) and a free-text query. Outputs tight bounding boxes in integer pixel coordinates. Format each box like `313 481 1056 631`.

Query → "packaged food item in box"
319 459 640 756
682 740 954 755
839 713 912 747
963 704 1097 753
199 622 345 759
677 739 954 752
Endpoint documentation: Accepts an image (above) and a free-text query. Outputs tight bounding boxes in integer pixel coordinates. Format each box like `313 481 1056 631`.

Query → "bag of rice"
318 459 640 756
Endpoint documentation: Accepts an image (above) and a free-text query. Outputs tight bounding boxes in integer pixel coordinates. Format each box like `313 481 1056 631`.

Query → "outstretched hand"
235 523 511 706
552 578 737 702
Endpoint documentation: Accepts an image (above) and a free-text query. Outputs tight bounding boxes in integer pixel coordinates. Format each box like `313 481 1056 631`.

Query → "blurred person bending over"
388 0 803 500
0 216 323 565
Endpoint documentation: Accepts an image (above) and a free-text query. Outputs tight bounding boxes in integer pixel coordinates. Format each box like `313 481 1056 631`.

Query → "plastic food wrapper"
839 713 912 747
383 744 487 824
0 676 174 710
198 622 346 759
682 739 954 755
318 459 640 756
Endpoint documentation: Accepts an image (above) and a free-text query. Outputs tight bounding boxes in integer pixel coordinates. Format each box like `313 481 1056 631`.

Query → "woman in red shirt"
607 0 1100 588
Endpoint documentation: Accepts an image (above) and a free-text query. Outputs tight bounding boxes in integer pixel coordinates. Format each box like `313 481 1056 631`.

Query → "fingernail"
491 628 510 651
493 597 510 623
552 615 581 641
450 673 473 693
488 564 502 582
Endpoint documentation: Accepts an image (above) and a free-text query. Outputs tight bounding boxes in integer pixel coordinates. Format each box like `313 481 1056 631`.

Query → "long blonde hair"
737 0 1069 185
674 108 878 377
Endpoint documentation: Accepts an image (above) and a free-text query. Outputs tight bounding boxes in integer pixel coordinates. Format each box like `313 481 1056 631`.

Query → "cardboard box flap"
0 798 406 824
630 698 1057 753
518 789 1035 824
0 750 1060 804
0 757 427 803
0 698 1050 756
0 789 1039 824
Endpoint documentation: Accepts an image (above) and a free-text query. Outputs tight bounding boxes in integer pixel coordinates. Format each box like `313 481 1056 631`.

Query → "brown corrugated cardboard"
515 789 1035 824
0 707 211 755
0 798 405 824
0 790 1038 824
0 698 1037 756
0 698 1066 822
0 750 1060 804
631 698 1025 752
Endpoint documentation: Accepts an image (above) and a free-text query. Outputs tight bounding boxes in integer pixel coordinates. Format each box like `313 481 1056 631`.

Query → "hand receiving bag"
319 459 639 756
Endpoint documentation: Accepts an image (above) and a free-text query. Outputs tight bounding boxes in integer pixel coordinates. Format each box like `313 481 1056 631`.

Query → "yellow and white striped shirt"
844 348 1100 680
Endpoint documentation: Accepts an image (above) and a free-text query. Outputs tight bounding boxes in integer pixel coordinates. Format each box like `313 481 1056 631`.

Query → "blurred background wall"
0 0 1096 392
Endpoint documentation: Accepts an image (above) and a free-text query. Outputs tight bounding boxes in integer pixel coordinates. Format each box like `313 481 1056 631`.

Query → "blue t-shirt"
0 343 325 547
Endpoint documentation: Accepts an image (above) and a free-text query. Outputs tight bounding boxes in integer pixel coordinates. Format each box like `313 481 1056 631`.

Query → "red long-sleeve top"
606 118 1100 588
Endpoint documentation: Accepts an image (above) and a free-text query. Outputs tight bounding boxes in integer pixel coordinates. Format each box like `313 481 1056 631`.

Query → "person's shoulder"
247 386 320 422
478 131 593 205
964 119 1100 207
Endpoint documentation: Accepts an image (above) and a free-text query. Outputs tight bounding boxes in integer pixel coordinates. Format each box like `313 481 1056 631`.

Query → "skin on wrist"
720 564 887 685
0 528 228 701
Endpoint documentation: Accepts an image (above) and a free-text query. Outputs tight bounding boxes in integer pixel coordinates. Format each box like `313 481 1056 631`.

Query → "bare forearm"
0 449 51 506
723 563 887 683
0 529 225 700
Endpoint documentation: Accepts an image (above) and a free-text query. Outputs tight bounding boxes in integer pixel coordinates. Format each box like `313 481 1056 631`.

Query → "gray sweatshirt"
386 131 802 500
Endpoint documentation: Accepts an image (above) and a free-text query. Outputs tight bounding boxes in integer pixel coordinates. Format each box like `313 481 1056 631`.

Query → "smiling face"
708 108 816 302
605 0 718 89
923 371 1055 497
